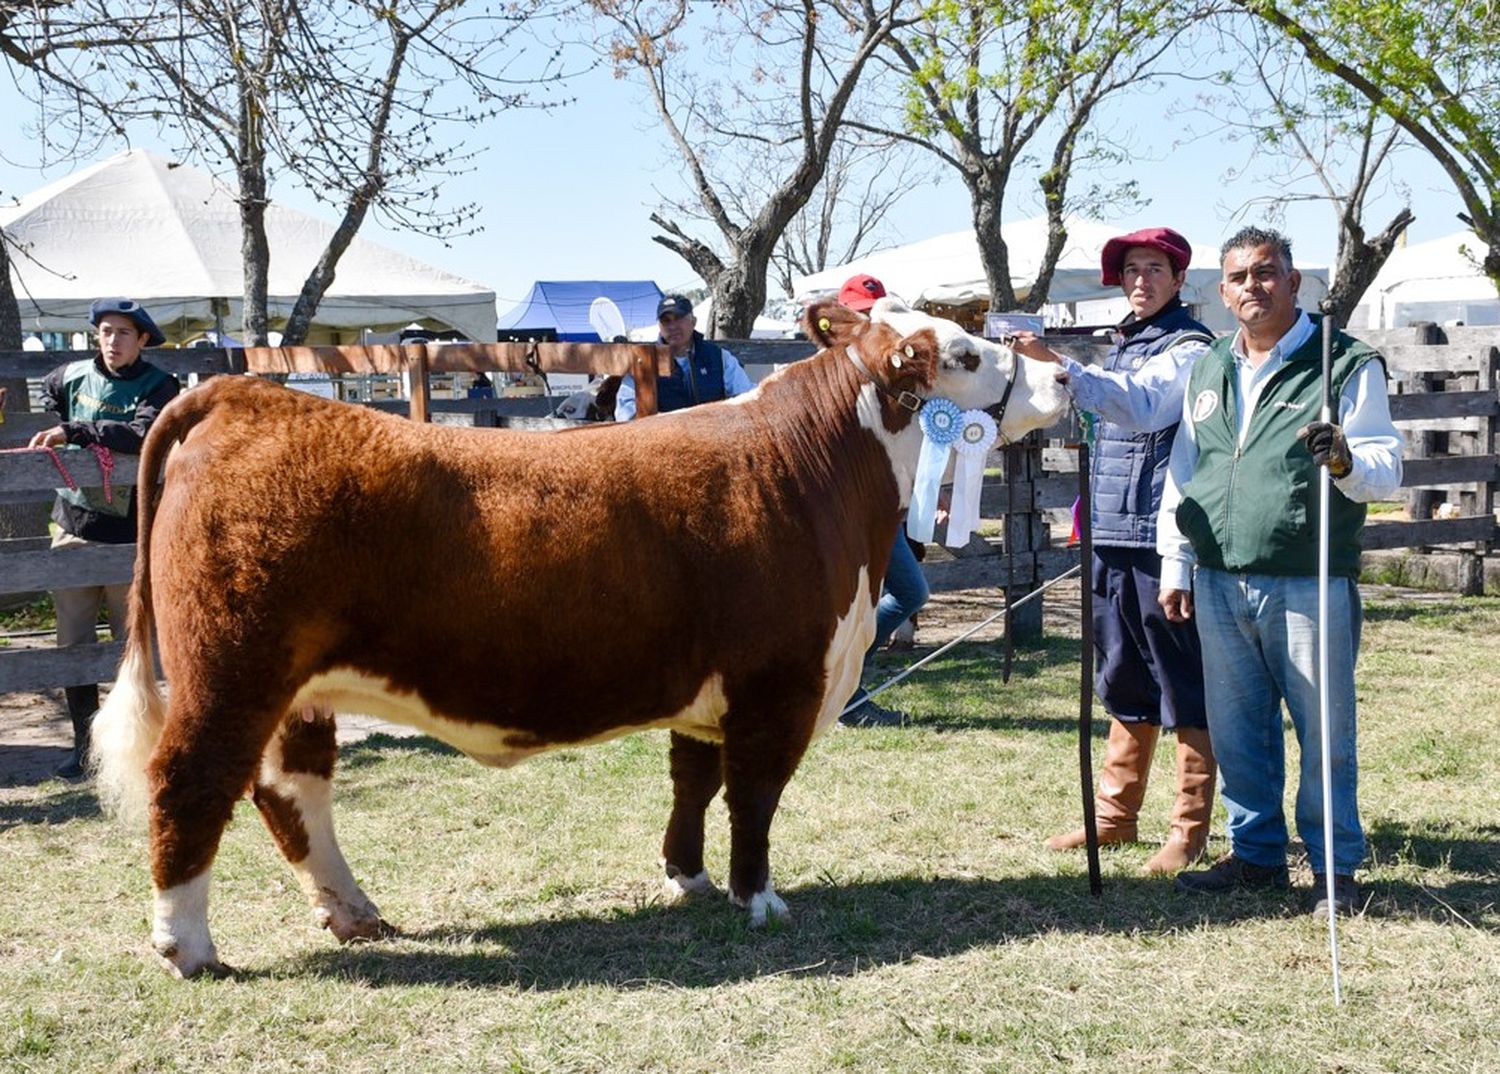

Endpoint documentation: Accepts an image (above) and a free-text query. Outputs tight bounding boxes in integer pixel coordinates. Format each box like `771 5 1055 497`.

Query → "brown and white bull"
91 297 1068 977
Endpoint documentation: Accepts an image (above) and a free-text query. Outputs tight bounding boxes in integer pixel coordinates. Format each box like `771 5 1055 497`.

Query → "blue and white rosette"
907 398 962 542
944 409 999 547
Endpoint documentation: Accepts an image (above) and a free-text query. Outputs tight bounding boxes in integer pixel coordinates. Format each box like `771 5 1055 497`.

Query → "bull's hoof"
314 898 389 944
152 939 228 979
663 866 717 899
729 883 790 927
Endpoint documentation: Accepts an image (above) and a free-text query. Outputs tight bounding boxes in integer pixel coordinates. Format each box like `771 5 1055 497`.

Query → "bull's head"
868 298 1070 442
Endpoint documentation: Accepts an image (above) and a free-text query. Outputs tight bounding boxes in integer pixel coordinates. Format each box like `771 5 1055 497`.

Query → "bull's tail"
90 387 219 825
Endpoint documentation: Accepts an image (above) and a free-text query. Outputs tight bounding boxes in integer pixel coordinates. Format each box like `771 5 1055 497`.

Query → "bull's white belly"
291 566 877 762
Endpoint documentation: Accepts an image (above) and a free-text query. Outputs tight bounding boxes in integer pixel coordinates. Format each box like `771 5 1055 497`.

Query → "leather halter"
843 339 922 412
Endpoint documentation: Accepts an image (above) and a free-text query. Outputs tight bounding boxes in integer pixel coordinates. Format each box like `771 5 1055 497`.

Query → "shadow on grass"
337 733 463 769
276 872 1317 991
0 784 101 830
1363 597 1499 624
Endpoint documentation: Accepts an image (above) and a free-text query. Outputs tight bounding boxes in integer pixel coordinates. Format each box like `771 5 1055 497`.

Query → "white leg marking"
663 867 717 899
729 880 790 927
152 872 220 978
260 742 384 943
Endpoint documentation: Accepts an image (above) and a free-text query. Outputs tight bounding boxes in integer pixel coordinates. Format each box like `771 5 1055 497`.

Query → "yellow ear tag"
904 345 915 358
818 317 832 333
891 353 903 368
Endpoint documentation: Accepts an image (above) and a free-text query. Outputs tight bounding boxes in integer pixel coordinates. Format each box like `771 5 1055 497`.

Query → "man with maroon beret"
1012 227 1216 874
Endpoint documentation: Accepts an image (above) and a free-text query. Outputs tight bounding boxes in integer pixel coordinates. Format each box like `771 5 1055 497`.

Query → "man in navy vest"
1012 228 1217 874
29 298 180 779
612 294 755 420
1158 227 1402 917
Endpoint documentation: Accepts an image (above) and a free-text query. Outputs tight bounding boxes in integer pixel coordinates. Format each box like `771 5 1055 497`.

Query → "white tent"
1 149 497 344
793 215 1329 333
1350 230 1498 329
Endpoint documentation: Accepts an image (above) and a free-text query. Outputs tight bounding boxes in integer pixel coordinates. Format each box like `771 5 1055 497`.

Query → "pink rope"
0 443 116 500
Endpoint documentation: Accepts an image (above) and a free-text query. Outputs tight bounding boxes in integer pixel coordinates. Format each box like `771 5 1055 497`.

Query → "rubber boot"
1046 719 1159 850
55 684 99 781
1143 727 1216 874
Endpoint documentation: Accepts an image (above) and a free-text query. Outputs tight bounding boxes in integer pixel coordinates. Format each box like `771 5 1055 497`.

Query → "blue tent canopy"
496 280 665 342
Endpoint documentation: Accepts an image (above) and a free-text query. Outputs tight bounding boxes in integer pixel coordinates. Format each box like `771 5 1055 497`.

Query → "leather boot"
55 684 99 781
1046 719 1159 850
1143 727 1216 875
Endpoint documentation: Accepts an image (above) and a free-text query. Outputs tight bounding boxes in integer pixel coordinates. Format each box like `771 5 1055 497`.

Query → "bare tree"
9 0 567 344
864 0 1214 313
1186 19 1414 325
589 0 915 337
769 135 933 298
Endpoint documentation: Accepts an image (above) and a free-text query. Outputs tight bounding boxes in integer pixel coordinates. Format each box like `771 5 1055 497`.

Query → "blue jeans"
847 533 931 709
1192 568 1365 875
871 531 929 654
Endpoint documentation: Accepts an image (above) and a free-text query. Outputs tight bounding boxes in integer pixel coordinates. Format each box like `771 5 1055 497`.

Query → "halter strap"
844 341 922 412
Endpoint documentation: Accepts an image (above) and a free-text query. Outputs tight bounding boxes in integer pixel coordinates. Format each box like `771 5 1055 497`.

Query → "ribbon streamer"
944 410 998 547
908 398 962 542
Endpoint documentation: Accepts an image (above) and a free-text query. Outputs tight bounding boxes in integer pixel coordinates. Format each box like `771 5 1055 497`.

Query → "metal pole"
1077 440 1102 896
1318 305 1344 1005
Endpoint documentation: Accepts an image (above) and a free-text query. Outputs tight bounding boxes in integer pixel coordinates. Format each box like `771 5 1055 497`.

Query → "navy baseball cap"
656 294 694 320
89 298 166 346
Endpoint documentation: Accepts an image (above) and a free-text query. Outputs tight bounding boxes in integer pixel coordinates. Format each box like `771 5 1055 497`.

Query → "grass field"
2 592 1498 1073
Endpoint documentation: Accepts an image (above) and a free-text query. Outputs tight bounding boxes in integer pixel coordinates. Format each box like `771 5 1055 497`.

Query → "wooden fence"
2 324 1496 695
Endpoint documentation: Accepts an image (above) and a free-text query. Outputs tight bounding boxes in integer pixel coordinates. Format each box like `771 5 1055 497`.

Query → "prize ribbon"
907 398 962 542
944 410 998 547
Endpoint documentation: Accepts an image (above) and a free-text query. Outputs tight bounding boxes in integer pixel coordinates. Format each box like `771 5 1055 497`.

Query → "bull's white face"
870 298 1069 440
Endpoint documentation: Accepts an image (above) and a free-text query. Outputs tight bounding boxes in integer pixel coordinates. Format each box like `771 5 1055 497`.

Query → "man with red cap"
1011 228 1217 874
833 274 930 727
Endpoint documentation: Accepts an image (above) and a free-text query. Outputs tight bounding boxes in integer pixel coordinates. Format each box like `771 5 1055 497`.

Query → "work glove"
1296 421 1353 479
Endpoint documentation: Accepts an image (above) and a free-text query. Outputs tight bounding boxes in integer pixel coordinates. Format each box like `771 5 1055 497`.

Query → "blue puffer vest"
1091 299 1213 547
656 334 727 413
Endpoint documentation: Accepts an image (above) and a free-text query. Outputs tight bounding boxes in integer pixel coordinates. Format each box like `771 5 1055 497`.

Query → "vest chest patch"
1192 389 1220 424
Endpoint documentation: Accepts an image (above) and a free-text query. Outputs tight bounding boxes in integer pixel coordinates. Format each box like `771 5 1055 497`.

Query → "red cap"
1100 227 1192 286
838 274 886 311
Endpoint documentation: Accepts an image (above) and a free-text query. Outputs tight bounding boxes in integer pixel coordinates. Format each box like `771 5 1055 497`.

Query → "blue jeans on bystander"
1191 567 1366 875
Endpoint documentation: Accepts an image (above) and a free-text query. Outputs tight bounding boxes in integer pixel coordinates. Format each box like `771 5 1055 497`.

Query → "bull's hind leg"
662 731 723 897
147 692 286 978
252 706 386 943
720 685 819 927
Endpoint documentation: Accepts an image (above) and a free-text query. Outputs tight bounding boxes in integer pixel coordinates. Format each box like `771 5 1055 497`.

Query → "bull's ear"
804 299 863 347
876 328 939 394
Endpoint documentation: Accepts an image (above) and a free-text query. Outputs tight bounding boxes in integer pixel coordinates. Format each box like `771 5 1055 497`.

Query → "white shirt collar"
1229 308 1314 369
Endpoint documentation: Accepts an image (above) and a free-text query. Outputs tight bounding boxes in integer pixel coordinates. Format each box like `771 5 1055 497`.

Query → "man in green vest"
1155 227 1403 917
28 298 180 779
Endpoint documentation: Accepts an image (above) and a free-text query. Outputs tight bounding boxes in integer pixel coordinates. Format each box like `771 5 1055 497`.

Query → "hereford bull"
91 297 1069 977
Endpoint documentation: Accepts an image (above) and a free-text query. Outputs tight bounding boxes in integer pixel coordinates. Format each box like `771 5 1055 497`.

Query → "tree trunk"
709 256 769 340
0 231 50 583
970 168 1018 312
237 159 272 346
1323 208 1415 328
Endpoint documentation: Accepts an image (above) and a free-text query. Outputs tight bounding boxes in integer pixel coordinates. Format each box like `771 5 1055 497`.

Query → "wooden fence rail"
2 323 1496 694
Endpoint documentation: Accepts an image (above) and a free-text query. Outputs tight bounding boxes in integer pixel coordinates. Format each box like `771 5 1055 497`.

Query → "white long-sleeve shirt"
613 345 754 421
1058 335 1211 433
1156 310 1405 591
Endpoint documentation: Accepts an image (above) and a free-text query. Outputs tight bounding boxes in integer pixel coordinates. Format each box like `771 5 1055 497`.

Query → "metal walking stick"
1318 303 1344 1005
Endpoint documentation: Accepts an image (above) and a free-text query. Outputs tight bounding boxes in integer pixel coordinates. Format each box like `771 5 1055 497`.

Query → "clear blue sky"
0 60 1468 320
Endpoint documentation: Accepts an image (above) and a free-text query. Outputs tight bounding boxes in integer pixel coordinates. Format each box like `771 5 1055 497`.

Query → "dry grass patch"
2 591 1497 1072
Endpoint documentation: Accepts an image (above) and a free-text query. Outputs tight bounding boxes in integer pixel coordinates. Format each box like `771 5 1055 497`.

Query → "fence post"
1003 434 1046 643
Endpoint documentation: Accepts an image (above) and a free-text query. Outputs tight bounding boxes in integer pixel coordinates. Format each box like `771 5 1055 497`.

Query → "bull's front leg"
252 707 387 944
719 694 816 927
661 731 723 897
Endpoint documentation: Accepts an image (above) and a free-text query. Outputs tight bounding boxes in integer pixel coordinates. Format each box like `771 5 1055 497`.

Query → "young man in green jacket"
29 298 180 779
